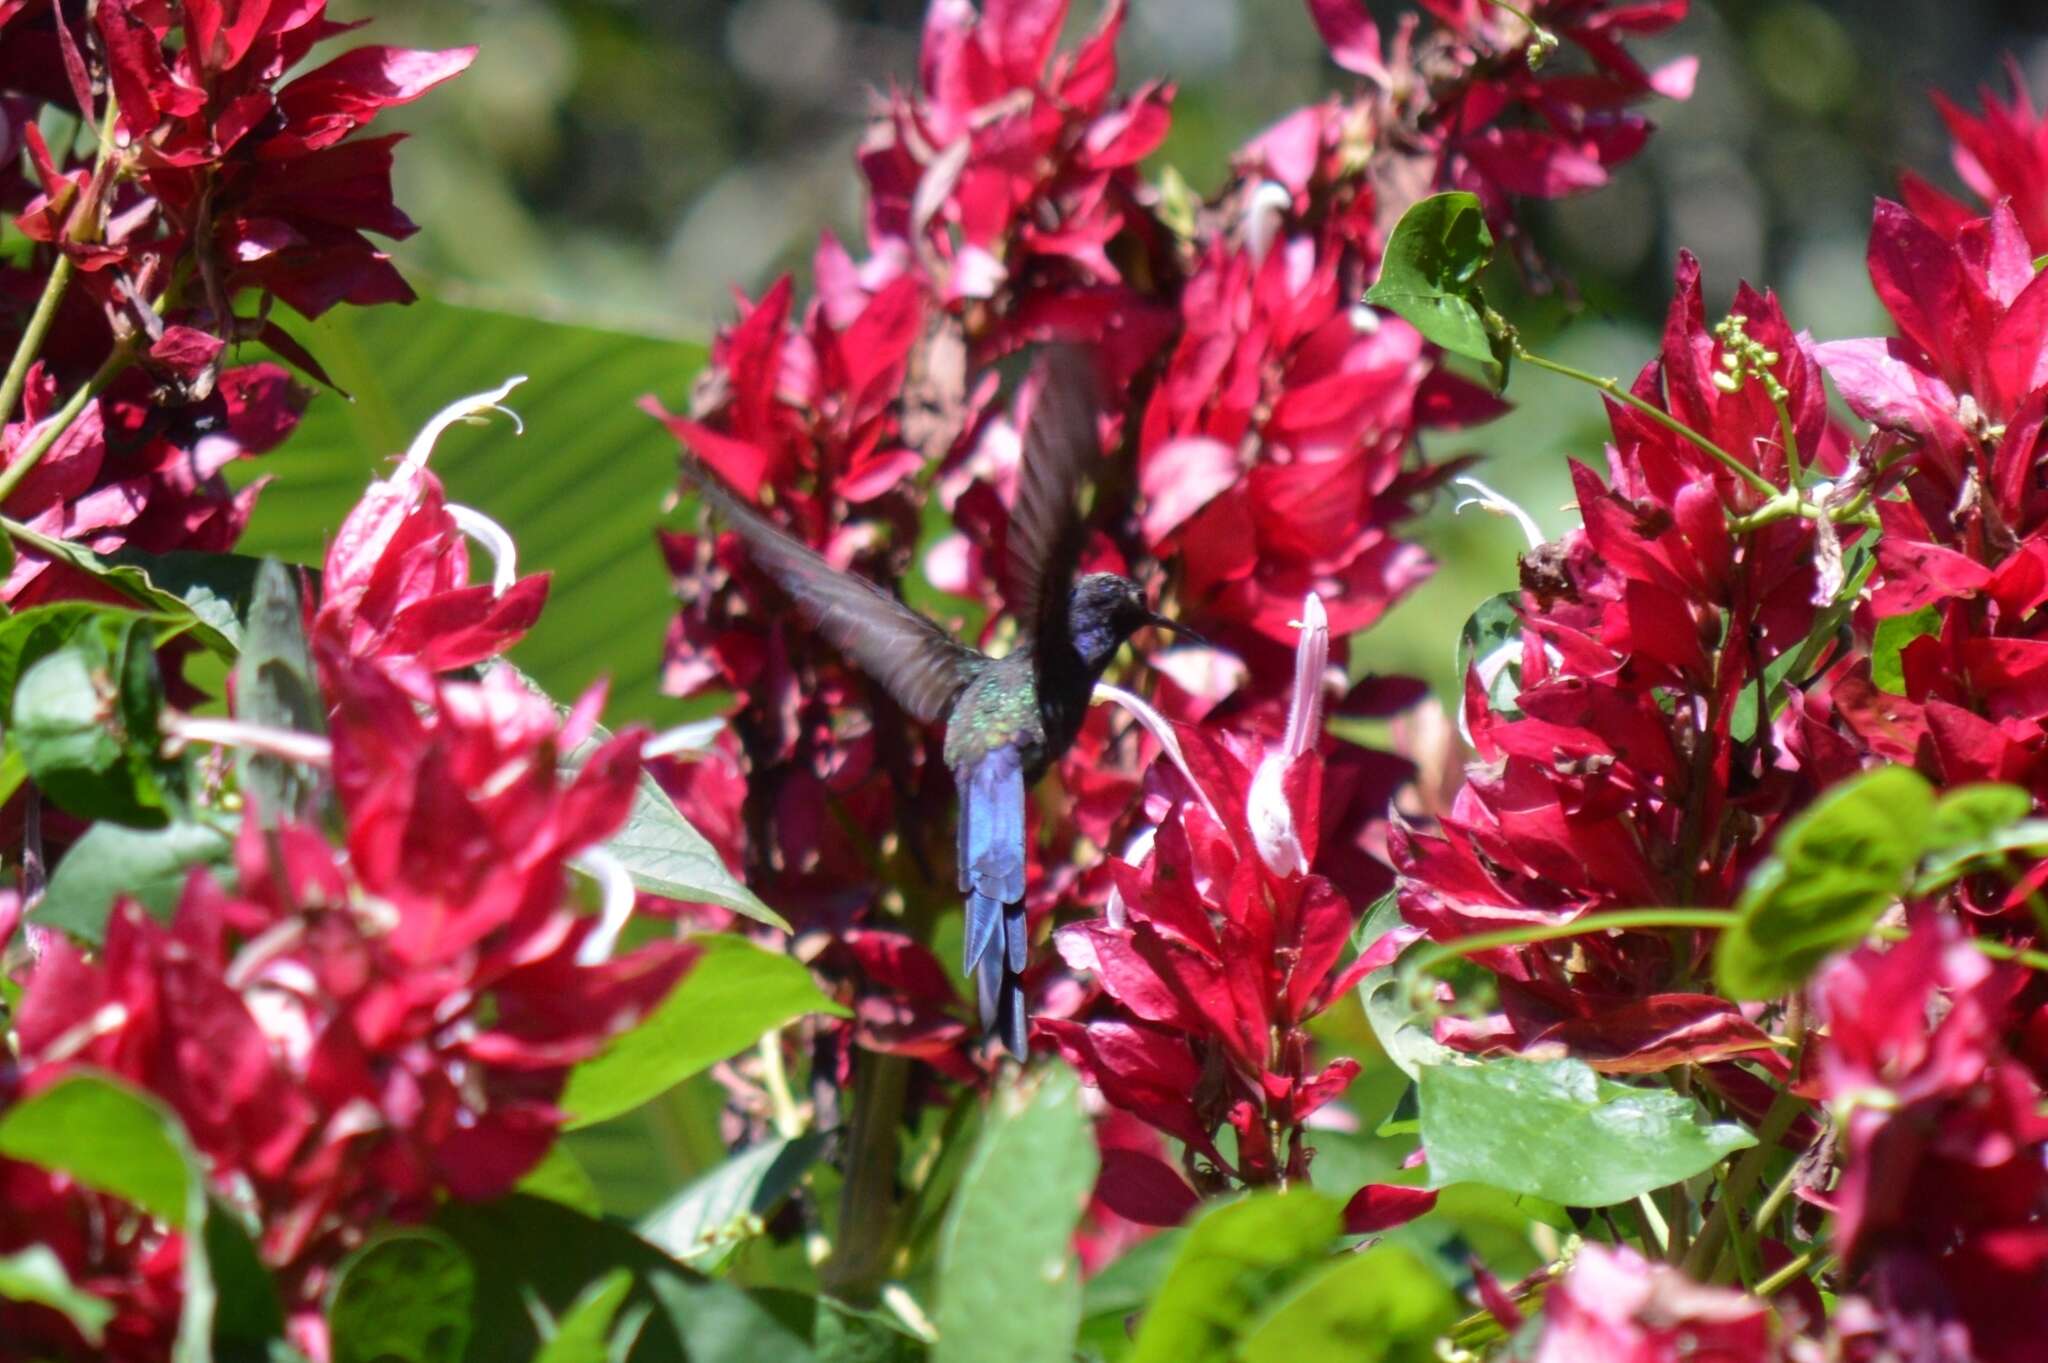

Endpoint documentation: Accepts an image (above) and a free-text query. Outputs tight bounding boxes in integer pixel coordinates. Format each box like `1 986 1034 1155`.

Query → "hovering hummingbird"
683 347 1183 1059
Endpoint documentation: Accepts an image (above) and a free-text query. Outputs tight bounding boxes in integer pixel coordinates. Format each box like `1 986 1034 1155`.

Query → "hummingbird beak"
1145 610 1208 648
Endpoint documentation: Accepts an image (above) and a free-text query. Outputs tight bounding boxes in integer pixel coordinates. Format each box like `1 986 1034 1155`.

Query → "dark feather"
684 464 982 724
958 744 1030 1059
1005 346 1103 667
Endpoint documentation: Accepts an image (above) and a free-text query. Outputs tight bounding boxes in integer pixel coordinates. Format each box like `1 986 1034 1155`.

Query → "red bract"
1530 1243 1777 1363
0 1162 182 1363
0 360 303 605
1395 251 1847 1057
1899 59 2048 255
1813 919 2048 1363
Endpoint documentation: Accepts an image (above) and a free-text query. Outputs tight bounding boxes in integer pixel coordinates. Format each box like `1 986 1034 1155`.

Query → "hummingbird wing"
684 465 982 725
1004 345 1105 664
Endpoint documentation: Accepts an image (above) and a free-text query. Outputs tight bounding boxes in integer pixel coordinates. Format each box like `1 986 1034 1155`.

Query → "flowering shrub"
4 1 2048 1361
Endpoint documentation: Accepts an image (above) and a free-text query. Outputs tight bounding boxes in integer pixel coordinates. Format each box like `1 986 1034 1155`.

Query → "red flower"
1899 59 2048 254
1530 1243 1777 1363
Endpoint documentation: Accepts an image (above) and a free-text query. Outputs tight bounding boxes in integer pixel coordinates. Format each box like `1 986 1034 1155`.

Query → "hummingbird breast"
942 654 1051 777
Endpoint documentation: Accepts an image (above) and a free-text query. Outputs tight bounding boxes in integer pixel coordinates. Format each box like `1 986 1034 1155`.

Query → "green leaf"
560 935 845 1128
106 547 278 652
537 1270 636 1363
1915 818 2048 897
1077 1230 1183 1363
645 1277 818 1363
32 816 235 942
935 1063 1097 1363
234 559 327 826
238 299 706 721
0 603 122 714
1454 592 1522 718
328 1230 475 1363
12 612 183 825
1871 605 1940 695
602 755 783 929
206 1204 286 1353
1356 894 1453 1082
518 1143 606 1219
1237 1242 1457 1363
1417 1057 1755 1206
0 1072 195 1222
1363 192 1499 366
641 1132 827 1270
0 1072 220 1362
1128 1192 1342 1363
0 1245 115 1344
1714 765 1937 1000
1924 783 2034 856
2 519 241 657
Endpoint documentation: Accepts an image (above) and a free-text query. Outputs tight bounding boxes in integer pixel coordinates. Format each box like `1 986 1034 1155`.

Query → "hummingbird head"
1066 573 1190 668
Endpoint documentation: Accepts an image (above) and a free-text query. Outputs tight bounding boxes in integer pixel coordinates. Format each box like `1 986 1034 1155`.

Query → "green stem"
1514 347 1780 499
1754 1248 1827 1299
1872 923 2048 973
0 254 75 428
1770 390 1802 488
1683 1084 1806 1282
1400 909 1740 986
0 347 131 507
821 1051 911 1305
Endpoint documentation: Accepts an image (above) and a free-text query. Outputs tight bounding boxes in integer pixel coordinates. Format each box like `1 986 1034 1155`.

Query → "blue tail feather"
956 745 1031 1060
964 890 1002 975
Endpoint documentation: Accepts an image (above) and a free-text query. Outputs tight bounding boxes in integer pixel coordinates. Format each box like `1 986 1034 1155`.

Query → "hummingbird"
682 347 1182 1059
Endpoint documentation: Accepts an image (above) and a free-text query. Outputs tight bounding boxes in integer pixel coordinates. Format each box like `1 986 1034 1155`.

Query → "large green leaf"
1128 1192 1342 1363
12 610 183 825
233 559 327 827
641 1133 828 1271
1714 765 1937 1000
0 520 242 658
1417 1057 1755 1206
560 935 846 1128
1237 1243 1456 1363
0 1246 115 1344
598 749 781 928
935 1063 1098 1363
1363 192 1500 367
328 1230 476 1363
235 298 705 722
32 815 236 942
1356 894 1453 1082
536 1270 637 1363
1871 605 1940 695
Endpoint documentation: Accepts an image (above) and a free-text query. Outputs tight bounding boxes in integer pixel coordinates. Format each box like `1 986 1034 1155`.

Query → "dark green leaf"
1417 1057 1755 1206
32 816 235 942
1077 1230 1183 1363
811 1298 920 1363
1237 1242 1456 1363
1454 593 1522 718
207 1204 286 1353
2 518 240 657
536 1269 635 1363
935 1063 1097 1363
1714 765 1937 1000
105 548 279 652
1871 605 1940 695
561 935 846 1128
640 1133 827 1270
0 603 119 713
645 1277 818 1363
1363 192 1499 366
0 1245 115 1344
239 300 706 720
1128 1192 1342 1363
328 1230 475 1363
12 613 183 825
233 560 327 827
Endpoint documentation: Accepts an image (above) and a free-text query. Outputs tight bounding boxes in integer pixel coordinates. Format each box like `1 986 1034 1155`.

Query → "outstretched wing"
686 465 981 724
1004 346 1104 663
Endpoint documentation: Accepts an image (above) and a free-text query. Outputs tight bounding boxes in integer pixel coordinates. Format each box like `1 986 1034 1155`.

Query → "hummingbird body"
683 349 1172 1058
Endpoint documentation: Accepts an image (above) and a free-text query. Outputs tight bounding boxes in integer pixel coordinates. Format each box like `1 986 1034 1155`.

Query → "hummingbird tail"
959 745 1031 1060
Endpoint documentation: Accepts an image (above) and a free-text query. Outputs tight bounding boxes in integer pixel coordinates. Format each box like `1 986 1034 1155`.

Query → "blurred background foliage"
229 0 2048 1225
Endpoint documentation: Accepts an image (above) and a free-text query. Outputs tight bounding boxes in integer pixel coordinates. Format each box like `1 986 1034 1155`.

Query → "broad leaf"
1363 192 1500 366
1915 818 2048 897
1714 765 1937 1000
561 935 846 1128
1128 1191 1342 1363
1237 1242 1456 1363
12 612 183 825
0 1246 115 1344
240 299 706 720
1871 605 1940 695
1923 782 2034 855
32 816 235 942
604 758 783 928
1356 895 1453 1081
1076 1229 1184 1363
518 1143 606 1219
1454 592 1523 718
1417 1057 1755 1206
536 1269 636 1363
641 1132 827 1270
2 518 242 658
328 1230 475 1363
645 1277 818 1363
234 559 327 826
935 1064 1097 1363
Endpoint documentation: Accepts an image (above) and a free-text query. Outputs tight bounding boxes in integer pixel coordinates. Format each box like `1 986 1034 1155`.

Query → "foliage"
5 1 2048 1361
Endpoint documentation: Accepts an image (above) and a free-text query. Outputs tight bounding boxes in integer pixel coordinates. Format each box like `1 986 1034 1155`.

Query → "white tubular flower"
399 376 528 478
444 502 520 594
572 848 638 965
642 717 729 760
1243 180 1292 265
1102 825 1158 930
1091 682 1225 828
1451 475 1546 551
1249 592 1328 877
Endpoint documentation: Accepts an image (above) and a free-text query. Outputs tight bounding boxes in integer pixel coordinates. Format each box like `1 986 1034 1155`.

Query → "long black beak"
1145 610 1208 648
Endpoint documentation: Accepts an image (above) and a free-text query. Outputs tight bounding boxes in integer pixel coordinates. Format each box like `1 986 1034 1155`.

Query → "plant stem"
1754 1247 1827 1299
1683 1084 1806 1282
1513 347 1780 499
1872 923 2048 973
0 254 75 428
1401 908 1740 986
758 1030 804 1140
821 1050 911 1304
1770 390 1802 487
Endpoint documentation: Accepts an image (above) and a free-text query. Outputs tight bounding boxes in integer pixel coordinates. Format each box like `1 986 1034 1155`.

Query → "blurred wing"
1005 345 1104 658
687 466 980 724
